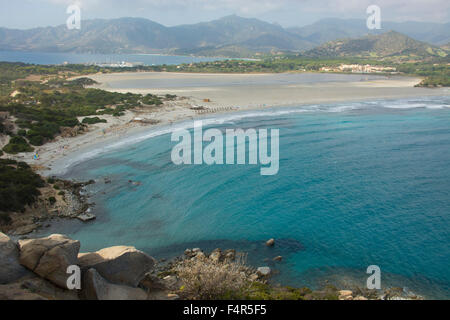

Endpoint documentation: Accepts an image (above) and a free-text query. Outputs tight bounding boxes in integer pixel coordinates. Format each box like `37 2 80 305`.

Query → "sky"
1 0 449 29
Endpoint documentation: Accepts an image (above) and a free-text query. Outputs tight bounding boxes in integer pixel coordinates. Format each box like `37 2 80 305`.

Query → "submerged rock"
18 234 80 288
78 246 156 287
273 256 283 262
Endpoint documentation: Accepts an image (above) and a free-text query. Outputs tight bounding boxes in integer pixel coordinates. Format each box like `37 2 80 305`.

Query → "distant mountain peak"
0 16 448 57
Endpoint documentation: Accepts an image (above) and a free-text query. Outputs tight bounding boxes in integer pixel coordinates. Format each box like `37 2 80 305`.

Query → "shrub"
0 159 44 212
175 255 249 300
48 196 56 205
82 117 107 125
241 283 311 300
0 212 11 225
165 94 177 100
28 135 45 146
3 136 34 154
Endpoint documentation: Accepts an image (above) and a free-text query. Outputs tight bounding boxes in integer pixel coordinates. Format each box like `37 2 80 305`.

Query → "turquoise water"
50 96 450 298
0 50 225 65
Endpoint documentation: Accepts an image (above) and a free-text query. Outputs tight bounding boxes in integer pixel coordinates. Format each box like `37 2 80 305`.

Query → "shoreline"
0 231 426 300
7 72 449 177
2 73 449 299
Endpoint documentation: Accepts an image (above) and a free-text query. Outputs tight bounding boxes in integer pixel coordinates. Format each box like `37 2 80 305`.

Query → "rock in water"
266 238 275 247
77 213 96 222
273 256 283 261
78 246 156 287
18 234 80 288
82 268 147 300
257 267 272 277
0 232 29 284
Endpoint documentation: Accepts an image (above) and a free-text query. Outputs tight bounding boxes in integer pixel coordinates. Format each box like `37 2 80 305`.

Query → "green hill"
305 31 448 60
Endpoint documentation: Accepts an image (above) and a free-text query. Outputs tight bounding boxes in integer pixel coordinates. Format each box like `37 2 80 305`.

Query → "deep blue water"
48 96 450 298
0 50 225 65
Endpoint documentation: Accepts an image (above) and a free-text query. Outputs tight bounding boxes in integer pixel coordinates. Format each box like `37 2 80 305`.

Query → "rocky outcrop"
78 246 156 287
0 234 427 300
18 234 80 288
266 238 275 247
0 232 29 284
257 266 271 277
0 281 47 300
81 268 148 300
338 289 354 300
209 248 222 263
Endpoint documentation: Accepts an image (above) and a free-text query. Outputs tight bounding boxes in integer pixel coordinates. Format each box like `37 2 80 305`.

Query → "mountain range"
0 15 449 57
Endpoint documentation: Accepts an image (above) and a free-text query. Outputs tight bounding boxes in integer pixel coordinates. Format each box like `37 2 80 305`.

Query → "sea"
5 51 449 298
0 50 226 66
39 95 450 299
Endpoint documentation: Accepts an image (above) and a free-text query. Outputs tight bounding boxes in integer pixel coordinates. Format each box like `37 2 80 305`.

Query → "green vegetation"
141 93 164 106
0 159 44 214
173 252 341 300
3 136 34 154
0 52 448 156
82 117 107 124
223 282 340 300
0 62 171 153
143 57 384 73
416 76 450 87
304 31 448 61
150 56 449 87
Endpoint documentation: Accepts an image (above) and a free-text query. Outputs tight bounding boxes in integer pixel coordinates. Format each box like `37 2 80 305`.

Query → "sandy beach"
8 72 450 175
89 72 443 110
